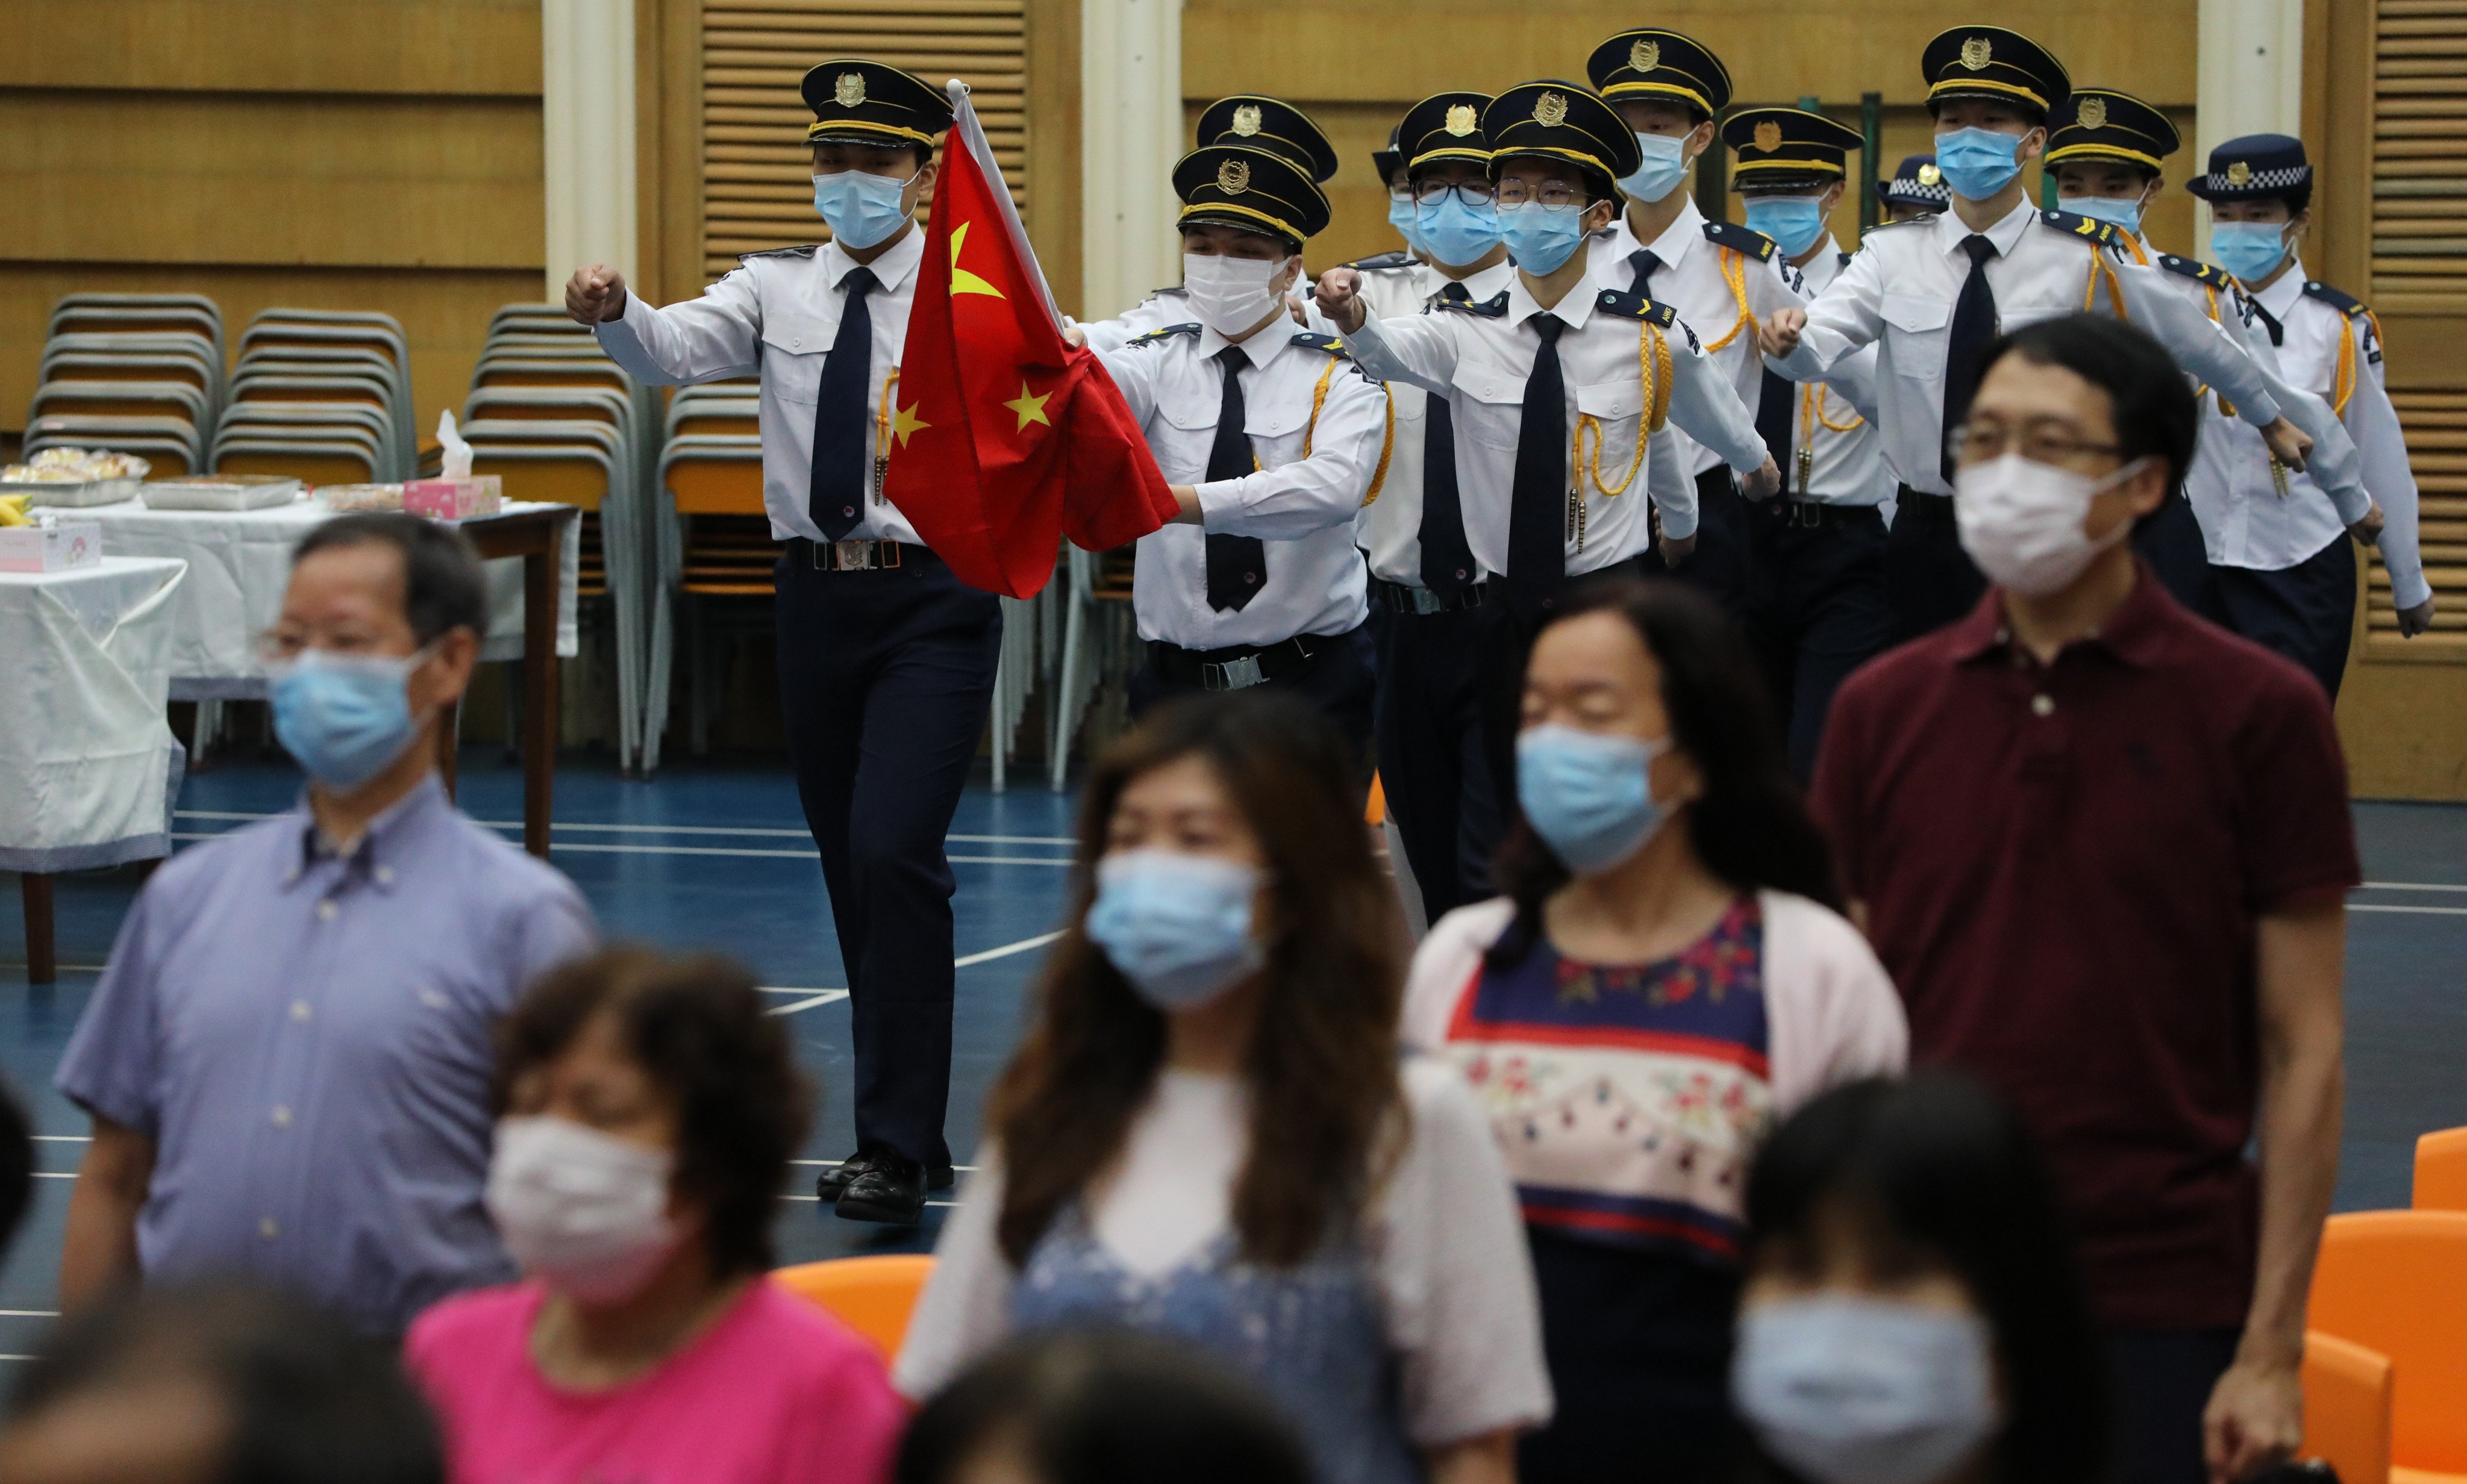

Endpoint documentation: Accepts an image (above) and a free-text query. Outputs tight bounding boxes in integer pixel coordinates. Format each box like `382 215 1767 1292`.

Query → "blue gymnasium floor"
0 753 2464 1363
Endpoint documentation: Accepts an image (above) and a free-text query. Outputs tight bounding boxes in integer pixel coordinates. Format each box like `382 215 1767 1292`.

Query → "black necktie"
1941 235 2000 483
1204 346 1267 612
810 265 878 540
1419 282 1476 599
2248 299 2286 348
1506 314 1568 622
1627 249 1662 298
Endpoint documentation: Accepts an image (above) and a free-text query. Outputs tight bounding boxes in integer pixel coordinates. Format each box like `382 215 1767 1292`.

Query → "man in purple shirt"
56 514 598 1338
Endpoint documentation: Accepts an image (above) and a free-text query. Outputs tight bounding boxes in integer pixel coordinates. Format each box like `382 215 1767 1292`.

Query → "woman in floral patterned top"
1402 576 1907 1484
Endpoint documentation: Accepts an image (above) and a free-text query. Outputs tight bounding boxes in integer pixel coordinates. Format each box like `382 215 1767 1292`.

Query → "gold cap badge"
1232 104 1263 136
1917 162 1942 186
1445 103 1478 137
1534 90 1569 128
2077 96 2108 131
1959 35 1993 70
834 72 866 108
2226 160 2253 186
1630 38 1661 73
1754 120 1783 152
1218 158 1251 194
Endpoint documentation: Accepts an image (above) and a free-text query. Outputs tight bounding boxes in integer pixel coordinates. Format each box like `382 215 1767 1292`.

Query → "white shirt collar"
1505 261 1604 331
1934 195 2036 260
1634 195 1706 269
822 224 926 295
1796 237 1848 293
2255 258 2310 318
1421 257 1518 304
1198 317 1296 369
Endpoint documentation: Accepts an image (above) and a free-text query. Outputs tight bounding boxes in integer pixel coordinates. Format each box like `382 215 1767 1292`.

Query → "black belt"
1763 499 1887 531
1896 488 1957 525
1148 632 1340 691
784 537 934 572
1369 576 1493 615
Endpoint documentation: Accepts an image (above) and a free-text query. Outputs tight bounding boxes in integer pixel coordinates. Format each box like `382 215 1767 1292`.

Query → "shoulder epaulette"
1704 219 1778 261
1838 251 1856 269
1437 290 1510 318
1342 251 1416 273
1866 216 1930 231
1289 332 1348 357
1126 323 1203 348
2303 281 2371 317
737 245 819 264
1596 288 1701 350
2040 208 2120 248
1147 285 1189 299
2156 254 2233 288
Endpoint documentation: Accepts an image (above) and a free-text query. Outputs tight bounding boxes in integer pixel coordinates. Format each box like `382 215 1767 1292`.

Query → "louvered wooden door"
699 0 1031 281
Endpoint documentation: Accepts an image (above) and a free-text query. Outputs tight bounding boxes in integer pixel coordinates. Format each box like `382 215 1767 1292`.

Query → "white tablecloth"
0 556 189 873
73 497 582 699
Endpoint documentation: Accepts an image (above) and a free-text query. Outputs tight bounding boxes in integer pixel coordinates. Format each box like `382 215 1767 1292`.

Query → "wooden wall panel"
1 0 541 95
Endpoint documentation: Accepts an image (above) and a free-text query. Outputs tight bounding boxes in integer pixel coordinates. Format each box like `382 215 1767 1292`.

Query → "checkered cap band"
1887 179 1950 203
2209 163 2310 192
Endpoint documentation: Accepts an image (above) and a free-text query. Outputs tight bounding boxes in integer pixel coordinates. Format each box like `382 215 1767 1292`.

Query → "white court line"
764 991 849 1015
0 1311 56 1319
2360 881 2467 893
956 930 1066 967
167 833 1072 867
791 1159 980 1172
172 811 1073 849
782 1193 955 1207
2351 903 2467 917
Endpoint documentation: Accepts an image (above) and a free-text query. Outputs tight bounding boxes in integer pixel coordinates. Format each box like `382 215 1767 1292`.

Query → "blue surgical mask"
1388 195 1428 255
1619 131 1692 204
1933 127 2025 201
1496 201 1588 276
2056 193 2145 234
812 169 916 250
1084 849 1266 1011
2210 221 2292 284
270 647 430 789
1742 196 1830 260
1732 1295 2002 1484
1417 192 1502 268
1516 724 1671 873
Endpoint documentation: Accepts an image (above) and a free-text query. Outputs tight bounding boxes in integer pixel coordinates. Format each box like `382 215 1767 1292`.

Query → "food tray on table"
139 475 304 511
319 482 405 513
2 447 152 507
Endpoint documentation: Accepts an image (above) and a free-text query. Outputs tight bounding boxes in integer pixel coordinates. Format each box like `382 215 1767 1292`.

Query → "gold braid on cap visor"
1177 201 1311 239
1732 158 1847 176
806 119 940 146
1924 77 2050 110
1409 146 1495 169
1599 79 1716 115
2043 142 2166 170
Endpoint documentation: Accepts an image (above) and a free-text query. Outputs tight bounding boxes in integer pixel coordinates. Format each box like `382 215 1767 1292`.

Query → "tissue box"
0 522 103 573
402 476 502 520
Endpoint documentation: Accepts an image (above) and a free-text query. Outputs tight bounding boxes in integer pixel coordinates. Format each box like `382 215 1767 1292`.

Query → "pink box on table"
401 475 502 520
0 522 102 573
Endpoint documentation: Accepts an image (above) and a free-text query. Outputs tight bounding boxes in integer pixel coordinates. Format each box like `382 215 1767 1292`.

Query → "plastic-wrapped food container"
2 448 151 507
320 483 406 513
140 475 304 511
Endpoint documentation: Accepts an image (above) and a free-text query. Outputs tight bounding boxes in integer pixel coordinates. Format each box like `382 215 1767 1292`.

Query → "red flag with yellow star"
883 81 1177 598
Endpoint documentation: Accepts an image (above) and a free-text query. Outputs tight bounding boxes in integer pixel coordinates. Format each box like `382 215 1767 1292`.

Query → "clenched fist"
566 266 629 326
1759 307 1806 360
1315 267 1368 334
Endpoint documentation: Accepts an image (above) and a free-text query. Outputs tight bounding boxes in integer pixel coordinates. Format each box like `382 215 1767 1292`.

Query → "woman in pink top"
405 947 905 1484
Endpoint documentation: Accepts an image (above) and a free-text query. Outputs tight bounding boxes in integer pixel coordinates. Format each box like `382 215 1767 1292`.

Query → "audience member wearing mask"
1813 314 2353 1484
405 947 902 1484
896 1329 1315 1484
1732 1074 2108 1484
1403 575 1907 1484
55 513 597 1338
898 693 1551 1484
0 1282 444 1484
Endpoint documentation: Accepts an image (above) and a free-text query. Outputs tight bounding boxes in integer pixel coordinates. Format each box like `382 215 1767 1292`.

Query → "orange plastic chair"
2307 1210 2467 1484
2415 1128 2467 1211
2307 1330 2395 1484
772 1255 934 1362
1365 772 1387 826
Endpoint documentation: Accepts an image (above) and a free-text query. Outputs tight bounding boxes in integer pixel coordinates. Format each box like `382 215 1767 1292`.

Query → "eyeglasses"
1493 179 1584 210
1400 181 1498 208
1946 422 2123 467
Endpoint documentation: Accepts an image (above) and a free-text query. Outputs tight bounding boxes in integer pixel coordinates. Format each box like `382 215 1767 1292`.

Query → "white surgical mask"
1733 1295 2002 1484
1954 452 2151 596
486 1115 680 1304
1181 252 1293 337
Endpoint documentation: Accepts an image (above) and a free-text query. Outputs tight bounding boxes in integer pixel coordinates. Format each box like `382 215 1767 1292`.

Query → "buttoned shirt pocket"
1242 375 1311 465
1149 381 1225 483
1452 362 1527 452
759 311 831 406
1880 292 1952 382
1572 380 1648 496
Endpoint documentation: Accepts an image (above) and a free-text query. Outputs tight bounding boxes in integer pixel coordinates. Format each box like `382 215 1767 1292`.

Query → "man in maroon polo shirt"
1813 314 2353 1484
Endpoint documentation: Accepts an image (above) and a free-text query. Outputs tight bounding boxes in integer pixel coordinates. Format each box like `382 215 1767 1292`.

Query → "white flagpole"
946 80 1062 328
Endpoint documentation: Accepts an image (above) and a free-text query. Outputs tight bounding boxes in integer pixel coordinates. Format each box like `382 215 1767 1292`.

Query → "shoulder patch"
1437 290 1511 318
737 244 819 264
2156 254 2231 288
1595 288 1679 328
2040 208 2119 247
1289 332 1349 358
1126 323 1203 348
1147 285 1189 299
2303 281 2369 317
1704 219 1779 261
1343 250 1416 273
1838 251 1856 269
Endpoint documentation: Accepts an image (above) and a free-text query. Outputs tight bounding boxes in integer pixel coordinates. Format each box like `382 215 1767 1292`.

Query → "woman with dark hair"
404 947 903 1484
1402 575 1906 1484
895 1328 1314 1484
897 691 1550 1484
1733 1073 2109 1484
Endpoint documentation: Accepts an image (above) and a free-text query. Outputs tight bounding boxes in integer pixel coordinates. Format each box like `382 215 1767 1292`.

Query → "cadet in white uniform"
565 61 978 1226
1761 26 2324 641
1584 29 1810 617
1722 107 1896 780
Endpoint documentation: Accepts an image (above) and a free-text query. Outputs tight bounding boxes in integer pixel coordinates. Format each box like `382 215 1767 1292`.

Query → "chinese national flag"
883 82 1178 598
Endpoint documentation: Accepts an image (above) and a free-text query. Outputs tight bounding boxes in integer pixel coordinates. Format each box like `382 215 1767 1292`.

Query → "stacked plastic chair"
26 294 227 476
461 305 654 772
643 381 763 772
1048 543 1142 790
212 308 415 484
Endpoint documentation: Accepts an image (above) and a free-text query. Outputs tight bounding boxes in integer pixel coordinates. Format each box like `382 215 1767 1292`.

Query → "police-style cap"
1484 82 1641 197
1174 145 1331 244
2184 132 2310 201
1372 123 1405 184
1724 107 1863 192
801 60 953 148
1921 27 2069 120
1399 92 1493 172
2046 88 2180 173
1195 96 1340 184
1586 29 1731 119
1881 154 1948 209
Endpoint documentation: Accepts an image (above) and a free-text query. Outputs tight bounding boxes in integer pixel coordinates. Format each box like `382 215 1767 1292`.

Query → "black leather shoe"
834 1156 927 1225
818 1152 956 1202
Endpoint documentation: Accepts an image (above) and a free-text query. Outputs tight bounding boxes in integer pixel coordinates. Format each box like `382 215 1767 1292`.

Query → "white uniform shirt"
1076 285 1195 353
2187 261 2430 607
1093 322 1386 649
1340 266 1769 570
1769 199 2290 497
596 229 925 543
1589 198 1809 476
1781 243 1898 506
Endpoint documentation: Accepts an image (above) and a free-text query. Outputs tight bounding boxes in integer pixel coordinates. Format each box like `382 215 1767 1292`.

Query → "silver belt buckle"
1411 586 1447 615
1204 654 1267 691
834 539 873 571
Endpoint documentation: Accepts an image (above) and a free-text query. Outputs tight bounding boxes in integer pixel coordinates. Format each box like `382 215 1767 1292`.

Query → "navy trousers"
2133 490 2215 613
1130 622 1379 767
775 546 1001 1171
1746 504 1893 783
2108 1327 2240 1484
1886 488 1987 642
1371 600 1507 923
2199 534 2360 699
1640 468 1762 625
